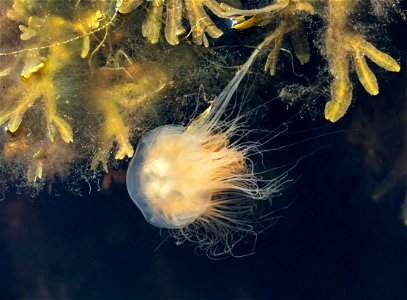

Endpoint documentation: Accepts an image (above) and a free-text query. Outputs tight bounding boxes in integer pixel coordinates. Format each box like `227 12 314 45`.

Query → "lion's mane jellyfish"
126 36 289 256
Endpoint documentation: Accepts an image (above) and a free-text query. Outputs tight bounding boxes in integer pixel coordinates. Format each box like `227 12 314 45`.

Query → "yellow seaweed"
165 0 186 45
142 0 165 44
353 48 379 96
220 0 400 122
0 0 403 193
224 0 313 77
119 0 228 46
323 0 400 121
356 37 401 72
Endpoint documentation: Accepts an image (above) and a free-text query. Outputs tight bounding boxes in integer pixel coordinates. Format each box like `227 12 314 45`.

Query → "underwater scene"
0 0 406 299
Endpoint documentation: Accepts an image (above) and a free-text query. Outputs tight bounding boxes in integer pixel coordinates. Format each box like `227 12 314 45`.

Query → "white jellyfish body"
127 124 214 229
126 35 287 256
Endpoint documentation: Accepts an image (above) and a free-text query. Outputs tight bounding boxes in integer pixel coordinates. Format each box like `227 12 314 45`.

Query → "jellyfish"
126 35 289 256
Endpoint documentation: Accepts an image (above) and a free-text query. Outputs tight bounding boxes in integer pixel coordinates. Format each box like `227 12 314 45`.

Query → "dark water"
1 11 407 300
1 71 406 300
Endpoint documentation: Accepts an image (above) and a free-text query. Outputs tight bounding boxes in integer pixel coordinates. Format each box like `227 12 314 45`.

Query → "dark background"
1 67 406 300
1 5 407 300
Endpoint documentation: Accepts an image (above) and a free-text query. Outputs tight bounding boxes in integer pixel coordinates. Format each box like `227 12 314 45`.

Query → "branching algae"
119 0 231 46
1 0 168 186
119 0 402 121
0 0 405 254
220 0 402 122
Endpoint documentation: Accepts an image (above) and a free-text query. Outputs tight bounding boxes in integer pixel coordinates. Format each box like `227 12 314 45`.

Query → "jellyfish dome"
127 124 216 229
125 37 288 255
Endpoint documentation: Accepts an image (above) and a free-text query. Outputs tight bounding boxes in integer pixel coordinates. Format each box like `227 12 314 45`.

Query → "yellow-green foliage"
0 0 403 188
221 0 401 122
323 1 400 122
0 2 104 181
0 0 168 184
119 0 229 46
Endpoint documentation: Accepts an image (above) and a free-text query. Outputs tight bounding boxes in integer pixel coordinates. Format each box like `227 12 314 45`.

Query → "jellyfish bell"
126 124 213 229
126 35 287 256
127 122 250 229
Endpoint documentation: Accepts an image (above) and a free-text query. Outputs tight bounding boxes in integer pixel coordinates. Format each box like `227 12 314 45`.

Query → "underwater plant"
118 0 230 46
0 0 405 251
1 0 403 183
220 0 402 122
116 0 403 122
1 1 104 181
0 0 168 187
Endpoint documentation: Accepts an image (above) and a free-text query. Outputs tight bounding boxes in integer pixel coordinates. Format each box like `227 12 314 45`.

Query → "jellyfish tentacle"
127 36 285 256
